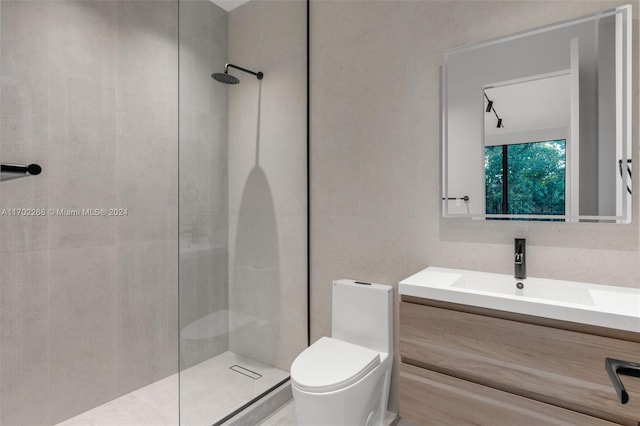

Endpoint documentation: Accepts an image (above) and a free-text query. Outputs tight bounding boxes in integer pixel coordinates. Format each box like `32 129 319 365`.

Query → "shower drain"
229 364 262 380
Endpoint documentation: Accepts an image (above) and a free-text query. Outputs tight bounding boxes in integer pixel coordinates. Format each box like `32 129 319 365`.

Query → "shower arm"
225 63 264 80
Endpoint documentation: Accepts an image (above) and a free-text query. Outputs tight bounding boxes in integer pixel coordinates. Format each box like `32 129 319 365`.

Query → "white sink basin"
399 267 640 333
451 274 595 306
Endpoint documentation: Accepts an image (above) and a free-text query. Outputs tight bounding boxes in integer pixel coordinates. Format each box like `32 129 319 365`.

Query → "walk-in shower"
212 63 264 84
0 0 308 425
179 0 307 422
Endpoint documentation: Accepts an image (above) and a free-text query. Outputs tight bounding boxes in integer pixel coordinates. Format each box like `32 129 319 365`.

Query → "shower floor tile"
55 351 289 426
55 374 179 426
181 351 289 425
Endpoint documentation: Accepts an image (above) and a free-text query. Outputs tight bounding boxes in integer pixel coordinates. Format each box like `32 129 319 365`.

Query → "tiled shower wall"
0 0 224 423
310 0 639 415
178 0 230 370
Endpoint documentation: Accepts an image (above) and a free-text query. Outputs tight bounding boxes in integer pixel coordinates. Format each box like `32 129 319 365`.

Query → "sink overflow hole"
230 365 262 380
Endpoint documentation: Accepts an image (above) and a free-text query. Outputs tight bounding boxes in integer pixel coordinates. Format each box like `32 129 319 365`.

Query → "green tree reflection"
485 140 566 216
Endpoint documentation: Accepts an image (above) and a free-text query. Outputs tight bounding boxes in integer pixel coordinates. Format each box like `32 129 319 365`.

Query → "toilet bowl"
291 279 393 426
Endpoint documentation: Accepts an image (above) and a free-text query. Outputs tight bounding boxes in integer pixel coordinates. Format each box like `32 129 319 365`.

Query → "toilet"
291 279 393 426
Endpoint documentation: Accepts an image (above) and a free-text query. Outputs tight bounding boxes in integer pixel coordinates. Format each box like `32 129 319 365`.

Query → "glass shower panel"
178 0 308 424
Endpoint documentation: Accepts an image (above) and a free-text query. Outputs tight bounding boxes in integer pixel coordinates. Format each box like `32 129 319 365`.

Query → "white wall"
599 15 619 216
485 127 568 147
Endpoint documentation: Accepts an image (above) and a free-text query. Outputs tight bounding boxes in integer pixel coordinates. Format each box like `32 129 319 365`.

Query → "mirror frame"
441 5 633 223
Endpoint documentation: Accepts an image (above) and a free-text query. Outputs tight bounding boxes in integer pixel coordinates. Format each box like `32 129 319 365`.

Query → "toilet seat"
291 336 380 393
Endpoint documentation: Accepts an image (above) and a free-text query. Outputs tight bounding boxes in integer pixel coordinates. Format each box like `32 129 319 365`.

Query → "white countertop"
399 267 640 333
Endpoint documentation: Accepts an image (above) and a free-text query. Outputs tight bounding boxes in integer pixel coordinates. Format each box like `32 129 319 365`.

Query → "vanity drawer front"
400 362 617 426
399 301 640 426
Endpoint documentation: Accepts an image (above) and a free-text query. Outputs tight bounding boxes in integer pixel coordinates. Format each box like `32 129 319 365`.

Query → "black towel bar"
442 195 470 202
1 163 42 175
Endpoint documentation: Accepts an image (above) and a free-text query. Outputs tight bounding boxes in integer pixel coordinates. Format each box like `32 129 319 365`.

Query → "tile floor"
56 351 288 426
258 403 409 426
54 351 417 426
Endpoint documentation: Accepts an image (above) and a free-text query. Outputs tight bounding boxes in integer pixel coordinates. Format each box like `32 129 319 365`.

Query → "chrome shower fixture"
211 63 264 84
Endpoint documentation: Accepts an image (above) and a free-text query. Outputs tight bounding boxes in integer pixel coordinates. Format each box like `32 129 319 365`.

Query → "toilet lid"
291 336 380 393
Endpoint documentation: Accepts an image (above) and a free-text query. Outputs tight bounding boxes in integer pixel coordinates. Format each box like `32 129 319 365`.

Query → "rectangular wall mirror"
442 5 632 223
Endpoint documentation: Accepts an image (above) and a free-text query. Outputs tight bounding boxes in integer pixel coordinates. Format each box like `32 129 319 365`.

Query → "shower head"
211 63 263 84
212 72 240 85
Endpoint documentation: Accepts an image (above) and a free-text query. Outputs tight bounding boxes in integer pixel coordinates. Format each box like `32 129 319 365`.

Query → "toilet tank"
331 279 393 355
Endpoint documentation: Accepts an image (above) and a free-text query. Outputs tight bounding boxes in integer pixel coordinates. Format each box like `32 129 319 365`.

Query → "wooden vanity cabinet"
399 297 640 426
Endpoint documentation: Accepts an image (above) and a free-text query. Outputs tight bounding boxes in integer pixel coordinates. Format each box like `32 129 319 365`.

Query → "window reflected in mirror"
485 140 566 220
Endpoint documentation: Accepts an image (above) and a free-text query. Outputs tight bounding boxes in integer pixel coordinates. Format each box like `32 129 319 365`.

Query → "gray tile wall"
0 1 180 424
310 0 638 415
178 0 230 370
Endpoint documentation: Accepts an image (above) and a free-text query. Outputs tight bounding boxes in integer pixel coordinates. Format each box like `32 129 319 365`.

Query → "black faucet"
514 238 526 279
